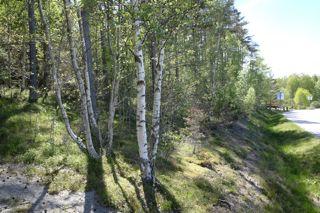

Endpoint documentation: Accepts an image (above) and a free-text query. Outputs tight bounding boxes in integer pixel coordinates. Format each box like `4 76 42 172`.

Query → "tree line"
276 74 320 109
0 0 272 209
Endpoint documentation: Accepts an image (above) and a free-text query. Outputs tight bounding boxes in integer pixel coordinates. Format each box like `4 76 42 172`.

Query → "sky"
234 0 320 77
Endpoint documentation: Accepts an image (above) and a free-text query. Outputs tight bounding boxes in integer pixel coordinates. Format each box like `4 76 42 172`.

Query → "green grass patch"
252 110 320 212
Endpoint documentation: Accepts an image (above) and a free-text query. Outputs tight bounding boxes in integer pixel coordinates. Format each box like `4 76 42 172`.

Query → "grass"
0 92 320 212
0 94 229 212
252 110 320 212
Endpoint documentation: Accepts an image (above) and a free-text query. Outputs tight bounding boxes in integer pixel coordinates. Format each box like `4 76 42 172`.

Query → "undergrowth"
0 93 319 212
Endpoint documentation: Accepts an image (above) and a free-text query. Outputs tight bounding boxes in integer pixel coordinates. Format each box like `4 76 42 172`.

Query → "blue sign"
276 92 284 100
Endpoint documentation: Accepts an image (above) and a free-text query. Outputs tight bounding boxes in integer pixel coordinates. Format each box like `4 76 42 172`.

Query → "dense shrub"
310 101 320 109
244 87 256 115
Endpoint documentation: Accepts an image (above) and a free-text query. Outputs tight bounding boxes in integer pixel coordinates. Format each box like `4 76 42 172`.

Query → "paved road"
283 109 320 137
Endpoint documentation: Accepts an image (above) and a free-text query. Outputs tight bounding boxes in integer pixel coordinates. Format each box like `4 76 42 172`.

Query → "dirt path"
0 164 114 212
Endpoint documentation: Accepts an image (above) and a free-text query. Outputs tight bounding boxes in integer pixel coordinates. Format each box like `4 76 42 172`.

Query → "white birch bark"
64 0 99 159
98 1 119 153
108 23 121 153
107 76 119 152
38 0 86 150
151 41 165 162
132 0 152 181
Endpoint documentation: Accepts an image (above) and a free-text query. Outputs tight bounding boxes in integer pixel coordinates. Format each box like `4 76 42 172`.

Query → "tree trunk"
27 0 38 102
132 0 152 181
41 41 50 90
78 6 103 149
19 45 27 93
101 28 108 86
80 8 98 119
211 31 221 96
149 33 157 96
64 0 99 159
151 41 165 166
107 76 119 153
107 10 121 153
37 0 86 150
101 1 114 106
132 1 158 209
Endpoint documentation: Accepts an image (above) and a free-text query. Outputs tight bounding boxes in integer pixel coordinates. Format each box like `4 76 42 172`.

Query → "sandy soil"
0 164 114 213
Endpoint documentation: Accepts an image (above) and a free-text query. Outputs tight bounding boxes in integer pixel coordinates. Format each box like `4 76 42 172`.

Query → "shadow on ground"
254 110 320 212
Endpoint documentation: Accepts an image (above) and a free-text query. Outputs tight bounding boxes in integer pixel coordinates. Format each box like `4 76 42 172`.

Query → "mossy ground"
0 91 319 212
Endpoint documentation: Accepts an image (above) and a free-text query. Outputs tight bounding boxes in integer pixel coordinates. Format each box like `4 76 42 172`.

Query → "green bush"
160 131 182 158
294 88 311 109
310 101 320 109
244 87 256 115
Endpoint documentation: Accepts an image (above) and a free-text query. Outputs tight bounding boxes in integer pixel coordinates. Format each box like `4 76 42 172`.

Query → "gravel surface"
0 164 114 213
283 109 320 137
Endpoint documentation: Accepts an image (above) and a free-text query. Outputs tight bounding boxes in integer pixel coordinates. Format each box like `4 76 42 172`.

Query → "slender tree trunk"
107 21 121 153
99 2 117 153
192 27 200 75
149 33 157 96
151 41 165 166
78 6 103 149
107 76 119 153
41 41 50 89
64 0 99 159
99 1 109 80
148 30 165 176
211 31 221 96
37 0 86 150
7 22 12 97
132 2 158 211
107 0 124 154
100 2 114 108
132 0 152 182
27 0 38 102
80 8 98 119
40 37 50 103
20 45 27 93
101 28 108 86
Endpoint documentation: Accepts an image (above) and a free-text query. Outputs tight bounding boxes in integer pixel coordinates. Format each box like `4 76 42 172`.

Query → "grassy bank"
253 110 320 212
0 95 319 212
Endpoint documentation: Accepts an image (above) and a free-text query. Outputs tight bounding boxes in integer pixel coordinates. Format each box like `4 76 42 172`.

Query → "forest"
276 74 320 109
0 0 319 212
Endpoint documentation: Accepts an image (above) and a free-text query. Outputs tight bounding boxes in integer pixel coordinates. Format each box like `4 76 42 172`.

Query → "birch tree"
150 41 165 173
132 0 152 183
80 4 98 118
77 3 103 149
63 0 99 159
107 27 120 154
37 0 86 150
107 70 120 153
